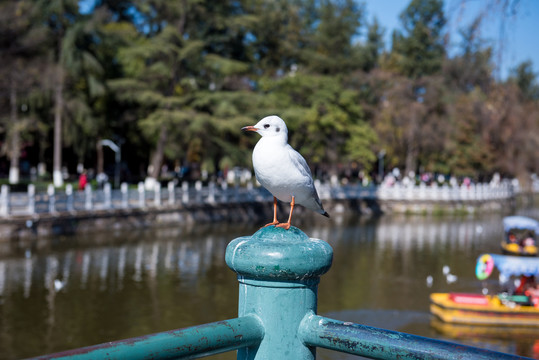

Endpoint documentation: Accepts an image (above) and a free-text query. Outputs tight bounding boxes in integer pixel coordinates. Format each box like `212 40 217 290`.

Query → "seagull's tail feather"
304 190 330 218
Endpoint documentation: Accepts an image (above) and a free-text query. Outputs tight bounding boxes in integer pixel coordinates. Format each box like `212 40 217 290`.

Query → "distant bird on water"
242 115 329 230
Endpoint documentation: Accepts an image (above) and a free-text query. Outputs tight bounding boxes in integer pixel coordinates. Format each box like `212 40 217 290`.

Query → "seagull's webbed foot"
274 196 295 230
261 196 293 230
275 222 291 230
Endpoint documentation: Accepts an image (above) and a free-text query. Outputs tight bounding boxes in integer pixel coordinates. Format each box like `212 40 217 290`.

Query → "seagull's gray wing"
286 145 313 180
286 145 328 216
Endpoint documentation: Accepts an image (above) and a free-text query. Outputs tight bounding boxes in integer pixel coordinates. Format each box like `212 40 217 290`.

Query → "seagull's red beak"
241 126 258 132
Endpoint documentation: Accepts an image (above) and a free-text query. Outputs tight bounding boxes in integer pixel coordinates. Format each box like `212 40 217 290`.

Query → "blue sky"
364 0 539 80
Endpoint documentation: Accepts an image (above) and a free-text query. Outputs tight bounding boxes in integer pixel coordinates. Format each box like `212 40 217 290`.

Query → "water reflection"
1 235 230 299
0 214 537 359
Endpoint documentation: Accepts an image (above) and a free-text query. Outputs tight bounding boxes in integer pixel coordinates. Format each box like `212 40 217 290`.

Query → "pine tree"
35 0 85 186
0 0 44 184
361 17 385 72
389 0 446 79
510 60 539 101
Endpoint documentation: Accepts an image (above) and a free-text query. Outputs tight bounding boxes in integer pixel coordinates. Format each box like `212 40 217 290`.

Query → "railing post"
182 181 189 203
154 182 161 207
0 185 9 216
66 184 74 212
208 181 216 203
221 181 228 202
234 184 240 202
226 226 333 360
47 184 56 213
138 182 145 208
195 180 202 203
167 181 175 205
246 181 253 201
121 183 128 208
104 183 112 209
85 185 92 210
28 184 35 214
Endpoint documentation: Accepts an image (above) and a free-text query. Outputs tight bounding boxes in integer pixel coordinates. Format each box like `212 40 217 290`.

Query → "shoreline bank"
0 193 530 241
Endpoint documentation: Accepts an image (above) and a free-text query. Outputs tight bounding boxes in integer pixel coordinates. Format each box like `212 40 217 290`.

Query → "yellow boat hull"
430 293 539 327
500 241 538 256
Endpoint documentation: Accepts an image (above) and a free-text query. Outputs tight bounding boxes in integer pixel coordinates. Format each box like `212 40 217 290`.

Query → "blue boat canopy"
476 253 539 280
502 216 539 233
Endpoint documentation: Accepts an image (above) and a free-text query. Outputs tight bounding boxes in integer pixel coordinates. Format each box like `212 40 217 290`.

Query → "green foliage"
360 18 385 72
0 0 538 185
510 60 539 101
388 0 446 78
257 73 377 172
304 0 364 74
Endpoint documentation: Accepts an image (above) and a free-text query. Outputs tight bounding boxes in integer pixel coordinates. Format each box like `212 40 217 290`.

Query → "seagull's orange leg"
276 196 294 230
263 197 280 227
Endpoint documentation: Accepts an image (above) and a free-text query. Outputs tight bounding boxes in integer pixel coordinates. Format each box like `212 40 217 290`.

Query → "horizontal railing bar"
31 315 264 360
300 314 531 360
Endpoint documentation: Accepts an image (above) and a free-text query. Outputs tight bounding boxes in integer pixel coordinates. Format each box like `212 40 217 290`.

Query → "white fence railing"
0 181 274 217
0 181 522 217
377 183 515 202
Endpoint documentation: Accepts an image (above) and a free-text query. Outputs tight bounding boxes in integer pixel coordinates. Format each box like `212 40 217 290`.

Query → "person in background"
522 231 535 247
515 275 536 295
508 233 517 243
78 170 88 190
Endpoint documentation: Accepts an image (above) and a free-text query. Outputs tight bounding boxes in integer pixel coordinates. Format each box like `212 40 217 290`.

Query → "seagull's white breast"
252 137 313 204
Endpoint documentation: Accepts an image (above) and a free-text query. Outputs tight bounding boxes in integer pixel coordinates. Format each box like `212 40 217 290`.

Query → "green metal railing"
33 226 531 360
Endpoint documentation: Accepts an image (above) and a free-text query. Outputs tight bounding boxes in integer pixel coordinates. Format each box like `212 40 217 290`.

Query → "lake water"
1 211 538 359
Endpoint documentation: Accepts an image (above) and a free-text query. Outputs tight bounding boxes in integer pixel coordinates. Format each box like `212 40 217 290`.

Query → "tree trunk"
53 66 64 187
326 129 340 183
404 146 418 176
145 124 167 189
96 138 104 175
404 107 420 176
8 78 20 184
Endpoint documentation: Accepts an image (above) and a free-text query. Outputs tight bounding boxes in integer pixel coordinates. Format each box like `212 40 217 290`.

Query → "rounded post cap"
226 226 333 281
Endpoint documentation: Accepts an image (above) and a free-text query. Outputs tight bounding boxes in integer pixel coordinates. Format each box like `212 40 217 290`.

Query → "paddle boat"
430 253 539 327
500 216 538 256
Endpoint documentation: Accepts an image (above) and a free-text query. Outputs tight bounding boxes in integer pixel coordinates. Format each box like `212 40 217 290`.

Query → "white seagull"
242 115 329 230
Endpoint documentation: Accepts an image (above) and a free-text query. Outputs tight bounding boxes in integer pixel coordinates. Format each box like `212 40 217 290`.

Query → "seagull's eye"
263 124 270 129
